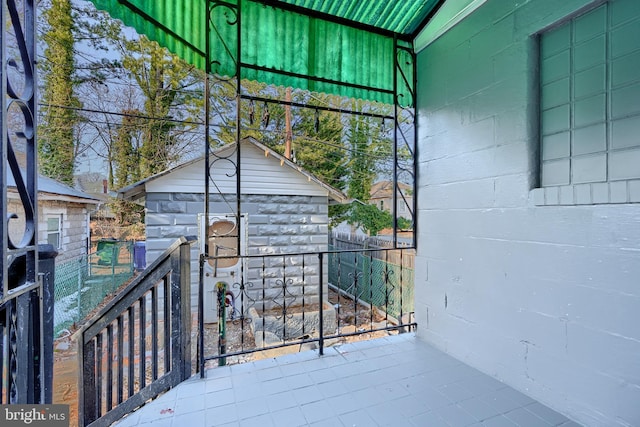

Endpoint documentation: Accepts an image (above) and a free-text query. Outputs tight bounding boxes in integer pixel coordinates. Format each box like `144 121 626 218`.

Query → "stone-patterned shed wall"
144 192 330 310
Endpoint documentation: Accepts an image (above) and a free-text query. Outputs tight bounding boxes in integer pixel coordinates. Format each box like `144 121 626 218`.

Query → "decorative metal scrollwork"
395 44 415 109
9 302 18 403
207 1 239 78
231 280 255 320
394 41 417 238
347 270 365 302
382 267 396 308
208 153 238 180
5 0 37 251
272 277 297 321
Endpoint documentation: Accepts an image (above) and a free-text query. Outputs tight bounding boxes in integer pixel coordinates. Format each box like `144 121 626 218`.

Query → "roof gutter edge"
413 0 488 53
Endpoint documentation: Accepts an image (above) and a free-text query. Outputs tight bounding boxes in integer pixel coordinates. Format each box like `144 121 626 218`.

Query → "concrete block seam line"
520 340 533 381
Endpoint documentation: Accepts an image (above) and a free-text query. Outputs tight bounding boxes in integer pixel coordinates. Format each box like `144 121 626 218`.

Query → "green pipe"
216 281 228 366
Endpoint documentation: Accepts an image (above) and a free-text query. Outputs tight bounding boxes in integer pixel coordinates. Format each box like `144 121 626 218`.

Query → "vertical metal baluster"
95 333 103 417
151 286 158 380
106 324 113 411
282 255 287 342
138 296 146 389
0 319 4 404
81 335 98 424
261 256 266 348
117 315 124 404
384 250 390 327
336 252 342 332
353 252 358 329
239 281 245 350
318 252 324 355
369 250 374 329
128 306 135 398
301 255 306 336
237 254 244 351
164 277 171 375
399 250 404 325
198 254 204 377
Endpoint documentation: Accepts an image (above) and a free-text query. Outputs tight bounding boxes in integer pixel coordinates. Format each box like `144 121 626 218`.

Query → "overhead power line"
41 105 410 164
39 102 205 126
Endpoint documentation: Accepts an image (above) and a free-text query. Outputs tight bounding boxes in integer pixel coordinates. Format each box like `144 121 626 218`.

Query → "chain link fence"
54 241 135 337
328 233 415 320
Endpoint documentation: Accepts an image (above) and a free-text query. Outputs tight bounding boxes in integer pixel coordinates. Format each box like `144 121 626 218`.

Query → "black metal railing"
1 245 57 404
198 246 416 374
78 237 194 427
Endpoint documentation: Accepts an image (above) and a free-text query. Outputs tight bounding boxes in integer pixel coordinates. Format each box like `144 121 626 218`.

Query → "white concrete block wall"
145 192 331 311
415 0 640 425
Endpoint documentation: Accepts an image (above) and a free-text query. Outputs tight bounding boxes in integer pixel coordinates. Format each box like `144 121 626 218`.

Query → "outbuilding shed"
119 137 347 319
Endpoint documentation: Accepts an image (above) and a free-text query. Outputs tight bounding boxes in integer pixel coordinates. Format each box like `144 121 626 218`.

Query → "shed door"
198 213 247 323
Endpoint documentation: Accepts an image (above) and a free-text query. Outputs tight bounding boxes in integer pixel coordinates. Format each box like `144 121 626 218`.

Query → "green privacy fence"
328 243 414 320
54 241 134 337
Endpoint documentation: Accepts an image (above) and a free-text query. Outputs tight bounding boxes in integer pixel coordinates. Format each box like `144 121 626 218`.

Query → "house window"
46 215 62 248
538 0 640 203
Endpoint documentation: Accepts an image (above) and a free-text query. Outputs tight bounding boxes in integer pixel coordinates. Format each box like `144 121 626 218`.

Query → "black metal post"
318 252 324 356
236 0 243 254
180 240 193 380
38 244 57 403
171 239 192 381
198 254 205 377
15 293 33 402
393 36 399 248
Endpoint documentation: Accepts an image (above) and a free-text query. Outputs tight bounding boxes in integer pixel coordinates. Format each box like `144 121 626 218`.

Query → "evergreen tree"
39 0 81 185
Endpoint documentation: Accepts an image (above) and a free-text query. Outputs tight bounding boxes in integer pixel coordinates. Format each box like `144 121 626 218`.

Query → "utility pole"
284 87 292 159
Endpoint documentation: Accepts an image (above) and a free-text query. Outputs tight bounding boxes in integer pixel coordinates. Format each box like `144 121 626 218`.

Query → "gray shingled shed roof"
8 170 100 203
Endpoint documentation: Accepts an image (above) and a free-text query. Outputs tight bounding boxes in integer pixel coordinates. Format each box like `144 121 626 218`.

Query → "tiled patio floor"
114 333 579 427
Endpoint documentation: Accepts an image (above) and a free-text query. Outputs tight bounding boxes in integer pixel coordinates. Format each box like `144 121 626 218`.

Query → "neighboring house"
7 172 100 264
118 137 347 319
416 0 640 425
369 180 413 220
331 221 368 237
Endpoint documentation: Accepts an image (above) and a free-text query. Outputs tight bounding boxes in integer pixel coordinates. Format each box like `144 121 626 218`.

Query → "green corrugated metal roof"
276 0 441 35
88 0 442 103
